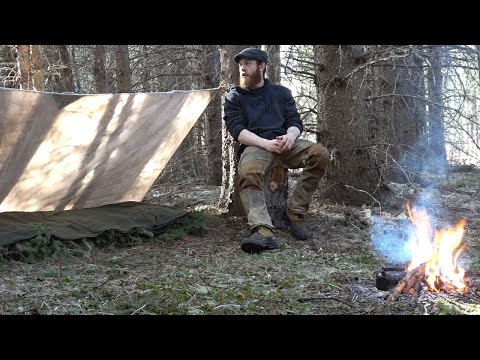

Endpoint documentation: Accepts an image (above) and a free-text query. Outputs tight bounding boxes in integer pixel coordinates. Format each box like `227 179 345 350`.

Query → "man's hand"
238 127 300 154
261 135 294 154
262 138 284 153
275 133 296 153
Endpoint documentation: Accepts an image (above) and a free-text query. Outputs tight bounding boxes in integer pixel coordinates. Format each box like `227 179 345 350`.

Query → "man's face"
239 59 264 89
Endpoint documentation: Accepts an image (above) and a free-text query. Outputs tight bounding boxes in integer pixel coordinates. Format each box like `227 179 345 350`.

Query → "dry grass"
1 169 480 315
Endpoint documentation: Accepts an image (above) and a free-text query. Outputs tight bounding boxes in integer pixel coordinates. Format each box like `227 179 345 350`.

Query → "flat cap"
234 48 268 64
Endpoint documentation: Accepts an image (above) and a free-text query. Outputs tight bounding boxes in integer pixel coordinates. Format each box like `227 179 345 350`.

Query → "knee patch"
307 144 330 169
239 160 265 178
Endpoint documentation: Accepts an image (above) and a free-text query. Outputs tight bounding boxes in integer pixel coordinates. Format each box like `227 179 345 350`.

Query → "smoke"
369 192 449 265
371 129 451 264
396 133 449 186
370 215 414 264
369 194 438 265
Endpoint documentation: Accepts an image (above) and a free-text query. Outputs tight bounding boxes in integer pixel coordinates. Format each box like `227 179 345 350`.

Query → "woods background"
1 45 478 212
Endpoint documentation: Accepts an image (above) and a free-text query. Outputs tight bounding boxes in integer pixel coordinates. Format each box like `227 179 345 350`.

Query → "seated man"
223 47 330 254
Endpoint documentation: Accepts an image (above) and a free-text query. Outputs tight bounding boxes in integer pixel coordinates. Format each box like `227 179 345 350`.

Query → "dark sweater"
223 79 303 156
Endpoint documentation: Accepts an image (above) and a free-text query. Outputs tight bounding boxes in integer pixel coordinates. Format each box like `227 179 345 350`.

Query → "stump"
263 165 290 229
227 164 290 229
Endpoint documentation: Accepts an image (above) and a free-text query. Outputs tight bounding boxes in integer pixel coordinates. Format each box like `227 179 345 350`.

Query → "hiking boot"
287 210 311 241
240 226 278 254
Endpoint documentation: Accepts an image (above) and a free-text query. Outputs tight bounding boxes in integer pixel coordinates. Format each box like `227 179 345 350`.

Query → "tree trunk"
1 45 16 88
370 45 425 183
477 45 480 82
426 45 447 169
266 45 281 84
265 45 289 226
115 45 131 93
94 45 107 93
411 50 428 168
264 165 290 229
315 45 384 205
17 45 30 90
142 45 151 92
57 45 74 92
71 46 82 92
218 45 244 215
204 45 222 185
31 45 44 91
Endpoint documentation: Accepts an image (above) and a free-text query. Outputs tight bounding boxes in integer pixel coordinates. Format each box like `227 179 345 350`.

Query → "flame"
405 200 467 292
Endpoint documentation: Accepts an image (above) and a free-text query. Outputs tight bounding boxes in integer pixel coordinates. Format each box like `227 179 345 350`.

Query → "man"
223 47 330 254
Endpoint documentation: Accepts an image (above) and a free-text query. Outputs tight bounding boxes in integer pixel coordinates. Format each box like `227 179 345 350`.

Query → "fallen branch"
298 296 356 309
344 185 381 214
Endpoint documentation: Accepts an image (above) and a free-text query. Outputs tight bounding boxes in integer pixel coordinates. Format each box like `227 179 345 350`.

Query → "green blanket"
0 202 189 247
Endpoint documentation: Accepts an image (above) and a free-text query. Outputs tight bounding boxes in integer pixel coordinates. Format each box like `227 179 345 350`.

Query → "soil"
1 168 479 315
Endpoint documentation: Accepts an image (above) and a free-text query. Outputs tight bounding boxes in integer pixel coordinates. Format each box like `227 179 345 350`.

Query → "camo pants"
238 139 329 230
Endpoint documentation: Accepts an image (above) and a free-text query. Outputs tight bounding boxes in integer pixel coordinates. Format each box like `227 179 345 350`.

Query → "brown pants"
238 139 329 230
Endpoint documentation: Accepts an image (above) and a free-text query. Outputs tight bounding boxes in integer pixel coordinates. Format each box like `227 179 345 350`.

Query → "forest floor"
1 166 480 315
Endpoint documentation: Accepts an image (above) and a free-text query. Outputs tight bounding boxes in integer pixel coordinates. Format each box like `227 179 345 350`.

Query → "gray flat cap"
234 48 268 64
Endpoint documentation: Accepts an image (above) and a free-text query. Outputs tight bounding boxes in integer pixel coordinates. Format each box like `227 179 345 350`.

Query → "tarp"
0 87 216 212
0 201 189 247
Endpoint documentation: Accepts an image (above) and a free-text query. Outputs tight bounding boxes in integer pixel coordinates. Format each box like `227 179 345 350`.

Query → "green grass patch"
441 175 480 189
156 211 213 241
0 211 214 263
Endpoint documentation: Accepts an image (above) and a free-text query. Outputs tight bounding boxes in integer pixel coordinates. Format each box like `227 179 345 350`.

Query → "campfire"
380 200 468 304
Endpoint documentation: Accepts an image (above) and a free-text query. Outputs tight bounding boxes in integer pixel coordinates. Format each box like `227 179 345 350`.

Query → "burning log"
385 263 426 301
408 277 424 307
376 200 469 304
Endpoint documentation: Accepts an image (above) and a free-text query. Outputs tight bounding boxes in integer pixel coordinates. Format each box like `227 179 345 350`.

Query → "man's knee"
239 159 267 188
307 144 330 170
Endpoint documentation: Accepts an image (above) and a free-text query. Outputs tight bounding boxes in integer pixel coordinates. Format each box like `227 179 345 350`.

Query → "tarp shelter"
0 87 216 245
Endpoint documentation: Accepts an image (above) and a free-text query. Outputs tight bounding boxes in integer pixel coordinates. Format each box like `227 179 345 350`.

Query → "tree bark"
315 45 384 205
218 45 245 215
477 45 480 82
57 45 74 92
71 46 82 92
426 45 447 169
204 45 222 185
115 45 131 93
370 45 425 183
410 50 428 168
94 45 107 93
264 165 290 229
265 45 289 226
30 45 44 91
266 45 281 84
142 45 151 92
17 45 30 90
1 45 17 88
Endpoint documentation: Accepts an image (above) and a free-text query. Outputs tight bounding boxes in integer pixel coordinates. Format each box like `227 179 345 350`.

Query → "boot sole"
241 240 278 254
290 227 311 241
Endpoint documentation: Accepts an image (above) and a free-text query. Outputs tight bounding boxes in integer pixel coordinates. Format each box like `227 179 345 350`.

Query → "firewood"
406 264 426 292
408 277 423 307
406 273 419 293
385 278 407 301
386 263 428 301
385 267 417 301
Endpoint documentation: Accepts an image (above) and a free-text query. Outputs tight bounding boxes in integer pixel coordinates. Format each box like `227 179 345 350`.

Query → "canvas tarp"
0 87 216 245
0 201 189 247
0 87 216 212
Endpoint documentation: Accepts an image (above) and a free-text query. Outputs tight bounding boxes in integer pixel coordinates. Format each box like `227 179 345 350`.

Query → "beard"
240 67 263 89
